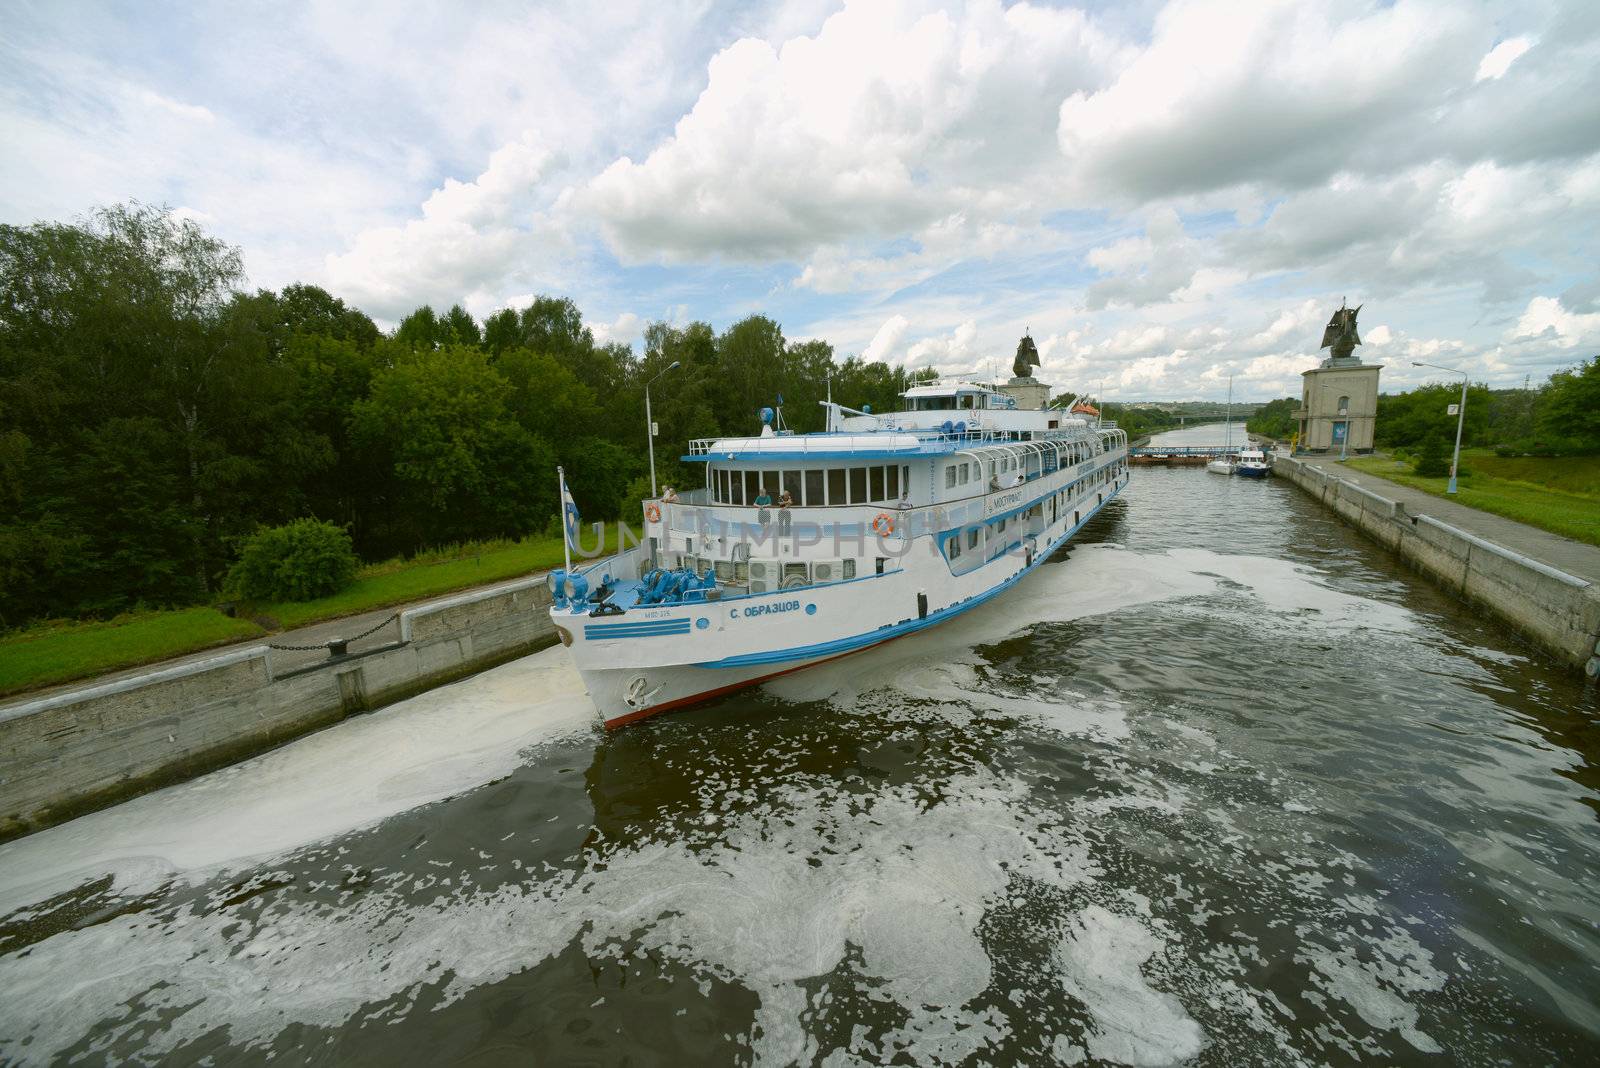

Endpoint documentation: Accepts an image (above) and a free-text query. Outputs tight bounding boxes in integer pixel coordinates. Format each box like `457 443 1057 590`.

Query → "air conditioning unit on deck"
748 558 780 593
812 558 857 584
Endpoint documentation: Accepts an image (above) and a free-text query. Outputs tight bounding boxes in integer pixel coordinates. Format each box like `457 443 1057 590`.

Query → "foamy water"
2 470 1597 1065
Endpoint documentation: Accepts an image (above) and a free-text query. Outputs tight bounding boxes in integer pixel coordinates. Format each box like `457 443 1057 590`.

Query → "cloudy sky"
4 0 1598 399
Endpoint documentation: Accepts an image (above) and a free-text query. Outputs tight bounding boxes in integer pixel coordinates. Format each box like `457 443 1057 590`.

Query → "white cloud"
323 134 562 318
592 312 644 346
1510 295 1600 348
582 0 1124 262
1476 36 1534 81
4 0 1597 397
906 319 982 371
1057 0 1486 199
862 314 912 363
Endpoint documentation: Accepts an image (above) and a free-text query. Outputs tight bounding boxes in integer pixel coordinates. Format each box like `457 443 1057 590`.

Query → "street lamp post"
645 360 681 497
1413 360 1468 494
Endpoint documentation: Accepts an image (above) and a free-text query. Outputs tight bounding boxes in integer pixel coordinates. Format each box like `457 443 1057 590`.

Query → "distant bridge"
1129 445 1247 465
1130 445 1239 457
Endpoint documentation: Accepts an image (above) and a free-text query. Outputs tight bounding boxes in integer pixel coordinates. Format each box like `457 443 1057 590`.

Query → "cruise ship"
549 368 1129 728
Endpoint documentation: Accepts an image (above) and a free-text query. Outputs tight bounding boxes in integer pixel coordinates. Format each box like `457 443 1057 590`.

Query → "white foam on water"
0 648 598 917
768 544 1414 727
1295 925 1447 1054
0 543 1461 1064
0 768 1103 1066
1054 905 1205 1066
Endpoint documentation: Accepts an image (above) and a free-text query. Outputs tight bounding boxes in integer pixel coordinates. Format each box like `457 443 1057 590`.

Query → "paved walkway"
1293 453 1600 584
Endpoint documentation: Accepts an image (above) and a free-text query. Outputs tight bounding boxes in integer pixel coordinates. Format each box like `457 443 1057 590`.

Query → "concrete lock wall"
1275 457 1600 672
0 577 558 841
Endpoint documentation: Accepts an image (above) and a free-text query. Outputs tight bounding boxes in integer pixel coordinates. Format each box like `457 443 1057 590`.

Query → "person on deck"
753 488 772 527
660 485 680 504
777 488 794 536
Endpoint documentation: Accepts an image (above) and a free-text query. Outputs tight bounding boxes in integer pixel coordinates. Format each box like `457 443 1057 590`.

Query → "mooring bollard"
327 638 350 658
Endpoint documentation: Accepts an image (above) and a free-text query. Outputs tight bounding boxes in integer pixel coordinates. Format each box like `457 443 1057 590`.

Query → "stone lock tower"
1295 302 1381 453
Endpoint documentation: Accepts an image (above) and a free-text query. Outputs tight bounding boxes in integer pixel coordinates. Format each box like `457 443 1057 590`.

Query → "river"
2 425 1597 1065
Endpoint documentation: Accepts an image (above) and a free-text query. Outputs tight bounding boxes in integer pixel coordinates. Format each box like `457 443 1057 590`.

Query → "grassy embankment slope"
0 530 616 697
1342 450 1600 547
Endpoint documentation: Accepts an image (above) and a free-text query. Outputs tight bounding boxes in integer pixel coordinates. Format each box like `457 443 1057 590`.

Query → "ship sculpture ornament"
1321 301 1362 363
1013 334 1042 380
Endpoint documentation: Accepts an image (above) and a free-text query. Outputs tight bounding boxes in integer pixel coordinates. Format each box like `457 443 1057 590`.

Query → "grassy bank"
254 529 617 628
0 529 618 698
1343 451 1600 547
0 609 267 697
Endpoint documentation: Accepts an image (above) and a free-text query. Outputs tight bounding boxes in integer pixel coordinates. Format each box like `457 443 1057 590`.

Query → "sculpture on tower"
1012 334 1041 380
1320 301 1362 363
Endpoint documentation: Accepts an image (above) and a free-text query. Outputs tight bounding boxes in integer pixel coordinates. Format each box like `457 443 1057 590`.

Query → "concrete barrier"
1275 456 1600 671
0 578 558 841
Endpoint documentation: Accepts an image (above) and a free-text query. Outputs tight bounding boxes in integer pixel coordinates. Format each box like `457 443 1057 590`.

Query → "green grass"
0 529 620 697
253 530 617 628
0 608 266 697
1344 450 1600 547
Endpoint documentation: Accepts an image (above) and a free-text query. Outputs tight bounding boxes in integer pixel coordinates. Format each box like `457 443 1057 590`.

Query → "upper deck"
687 380 1114 464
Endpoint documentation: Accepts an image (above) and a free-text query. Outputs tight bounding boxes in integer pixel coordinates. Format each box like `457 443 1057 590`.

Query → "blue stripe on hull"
584 620 692 640
697 478 1125 669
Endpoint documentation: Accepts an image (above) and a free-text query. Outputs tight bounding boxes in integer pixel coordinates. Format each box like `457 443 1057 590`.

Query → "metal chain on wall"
265 612 400 653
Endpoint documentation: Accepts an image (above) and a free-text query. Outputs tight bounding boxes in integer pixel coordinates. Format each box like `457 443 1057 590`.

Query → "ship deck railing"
686 422 1124 459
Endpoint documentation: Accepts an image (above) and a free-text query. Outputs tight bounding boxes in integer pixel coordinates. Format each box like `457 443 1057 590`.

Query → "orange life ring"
645 502 662 523
871 512 895 537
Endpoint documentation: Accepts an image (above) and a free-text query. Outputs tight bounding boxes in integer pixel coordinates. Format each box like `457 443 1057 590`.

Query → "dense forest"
0 205 922 628
1247 363 1600 454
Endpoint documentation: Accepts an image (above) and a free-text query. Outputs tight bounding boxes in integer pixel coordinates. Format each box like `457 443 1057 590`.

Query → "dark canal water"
3 426 1598 1065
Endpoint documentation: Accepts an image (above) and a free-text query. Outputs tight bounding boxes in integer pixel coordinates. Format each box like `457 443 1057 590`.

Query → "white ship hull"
555 466 1128 728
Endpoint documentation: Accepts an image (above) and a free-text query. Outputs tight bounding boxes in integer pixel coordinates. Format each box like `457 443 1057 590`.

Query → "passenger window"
828 468 846 505
805 469 823 507
870 466 884 501
886 465 899 500
850 467 867 504
945 466 958 489
783 469 802 505
966 527 979 549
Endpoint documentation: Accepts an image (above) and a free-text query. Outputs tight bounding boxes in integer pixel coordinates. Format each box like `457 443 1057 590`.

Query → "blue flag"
561 480 581 549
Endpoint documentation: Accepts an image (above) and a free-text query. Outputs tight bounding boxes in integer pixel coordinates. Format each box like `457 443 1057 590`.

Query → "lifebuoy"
871 512 895 537
645 502 662 523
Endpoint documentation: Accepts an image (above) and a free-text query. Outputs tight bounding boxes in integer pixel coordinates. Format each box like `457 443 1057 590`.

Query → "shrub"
227 519 358 602
1413 436 1450 478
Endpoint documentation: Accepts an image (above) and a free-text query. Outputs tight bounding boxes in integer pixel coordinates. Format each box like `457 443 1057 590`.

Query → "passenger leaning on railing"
753 489 772 526
777 489 794 536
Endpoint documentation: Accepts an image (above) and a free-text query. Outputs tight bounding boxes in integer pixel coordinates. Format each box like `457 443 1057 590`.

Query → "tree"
394 305 443 350
0 202 301 619
1536 358 1600 453
1376 383 1490 451
715 315 786 431
440 303 481 348
349 345 552 551
1413 434 1450 477
1246 398 1298 440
